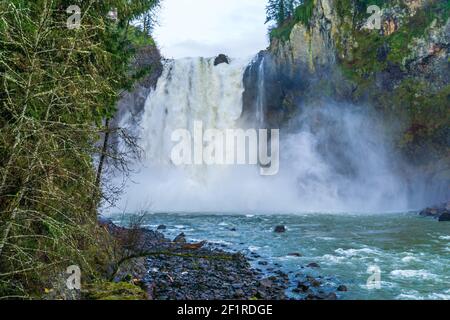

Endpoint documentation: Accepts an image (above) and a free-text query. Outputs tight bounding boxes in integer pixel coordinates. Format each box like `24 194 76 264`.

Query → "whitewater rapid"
111 56 410 214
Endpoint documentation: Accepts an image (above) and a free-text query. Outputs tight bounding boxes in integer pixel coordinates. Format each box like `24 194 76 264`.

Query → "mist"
106 56 418 214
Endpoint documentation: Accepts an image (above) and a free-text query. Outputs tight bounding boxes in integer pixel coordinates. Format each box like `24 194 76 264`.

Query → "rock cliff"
242 0 449 201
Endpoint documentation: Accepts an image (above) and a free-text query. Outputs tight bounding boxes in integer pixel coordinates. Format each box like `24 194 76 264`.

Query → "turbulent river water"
111 212 450 300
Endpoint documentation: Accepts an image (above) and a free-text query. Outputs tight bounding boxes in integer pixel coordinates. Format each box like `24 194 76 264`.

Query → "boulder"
419 207 440 217
214 54 229 66
233 288 245 298
307 262 321 268
173 232 186 243
337 285 348 292
258 279 273 288
323 292 337 300
274 225 286 233
287 252 302 257
307 292 337 300
297 283 310 292
419 202 450 221
310 279 322 287
157 224 167 230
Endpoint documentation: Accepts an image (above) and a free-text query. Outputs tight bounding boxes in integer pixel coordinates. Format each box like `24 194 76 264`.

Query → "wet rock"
157 225 167 230
102 221 329 301
287 252 302 257
325 292 337 300
255 290 267 299
419 207 439 217
307 292 337 300
144 238 287 300
310 279 321 287
234 289 245 298
274 225 286 233
275 270 288 278
259 279 273 288
214 54 229 66
258 261 268 266
173 232 186 243
297 283 310 292
337 285 348 292
419 202 450 221
307 262 320 268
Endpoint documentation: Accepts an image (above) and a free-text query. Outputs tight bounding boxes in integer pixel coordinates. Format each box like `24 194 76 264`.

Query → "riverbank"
96 218 340 300
101 212 450 300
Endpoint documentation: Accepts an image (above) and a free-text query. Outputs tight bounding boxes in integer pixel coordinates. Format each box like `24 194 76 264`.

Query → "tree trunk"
95 118 111 191
91 118 111 216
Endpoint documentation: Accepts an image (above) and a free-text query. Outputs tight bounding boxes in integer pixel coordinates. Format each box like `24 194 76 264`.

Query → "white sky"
153 0 269 59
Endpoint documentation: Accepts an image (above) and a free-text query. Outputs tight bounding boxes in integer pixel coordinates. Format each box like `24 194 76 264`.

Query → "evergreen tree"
266 0 302 25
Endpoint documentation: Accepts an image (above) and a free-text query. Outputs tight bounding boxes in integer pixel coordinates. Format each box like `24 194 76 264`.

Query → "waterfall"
255 57 265 127
140 57 247 164
111 56 409 214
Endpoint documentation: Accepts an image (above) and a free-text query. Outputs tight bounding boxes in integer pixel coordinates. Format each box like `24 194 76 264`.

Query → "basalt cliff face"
114 44 163 125
242 0 449 202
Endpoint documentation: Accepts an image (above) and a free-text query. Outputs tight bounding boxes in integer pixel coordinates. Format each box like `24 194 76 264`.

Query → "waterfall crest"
141 57 248 164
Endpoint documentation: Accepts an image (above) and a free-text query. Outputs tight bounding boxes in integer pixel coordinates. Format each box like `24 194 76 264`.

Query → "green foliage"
338 0 447 77
84 281 147 300
268 0 314 41
387 3 446 64
293 0 314 26
127 25 156 47
393 81 450 160
266 0 302 26
335 0 389 19
0 0 159 298
269 19 297 41
329 0 450 167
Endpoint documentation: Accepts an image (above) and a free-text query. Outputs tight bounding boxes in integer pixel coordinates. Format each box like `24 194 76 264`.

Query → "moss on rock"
84 281 147 300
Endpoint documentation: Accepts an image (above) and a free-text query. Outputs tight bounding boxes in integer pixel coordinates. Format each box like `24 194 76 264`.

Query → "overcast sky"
153 0 269 59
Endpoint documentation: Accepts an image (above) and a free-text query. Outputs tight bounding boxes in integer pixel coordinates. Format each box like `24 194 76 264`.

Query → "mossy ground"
84 281 147 300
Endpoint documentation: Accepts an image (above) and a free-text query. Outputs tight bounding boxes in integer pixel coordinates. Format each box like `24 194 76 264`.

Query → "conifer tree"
266 0 302 26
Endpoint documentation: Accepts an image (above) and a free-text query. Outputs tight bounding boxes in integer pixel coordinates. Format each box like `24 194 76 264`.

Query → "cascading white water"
141 57 247 164
255 57 265 127
112 56 409 214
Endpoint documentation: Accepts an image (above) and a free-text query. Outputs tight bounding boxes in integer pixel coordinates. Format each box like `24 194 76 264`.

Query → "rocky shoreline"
99 219 342 300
